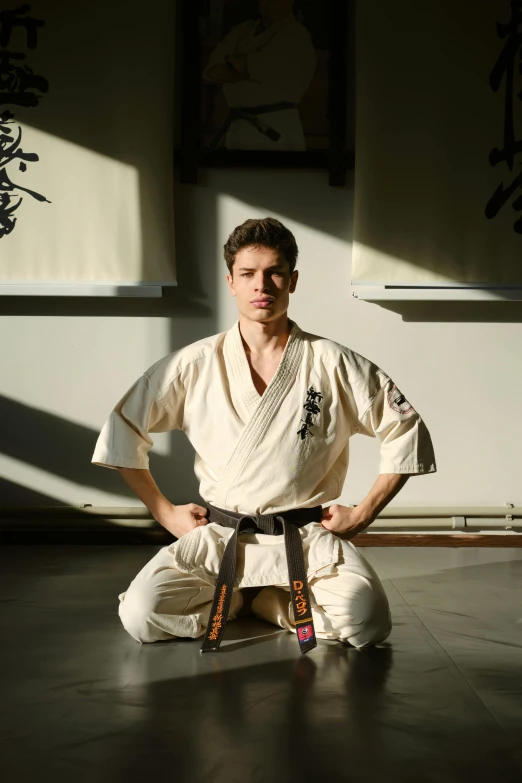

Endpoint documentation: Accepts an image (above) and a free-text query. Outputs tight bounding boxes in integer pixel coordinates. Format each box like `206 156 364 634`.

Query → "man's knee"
352 612 392 648
117 575 214 643
118 588 161 644
337 578 393 648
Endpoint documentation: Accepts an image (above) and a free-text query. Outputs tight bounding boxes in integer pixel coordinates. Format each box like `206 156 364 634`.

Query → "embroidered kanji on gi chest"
297 385 323 441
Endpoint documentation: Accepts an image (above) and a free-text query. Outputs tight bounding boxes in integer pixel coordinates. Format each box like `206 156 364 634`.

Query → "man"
92 217 436 652
203 0 317 150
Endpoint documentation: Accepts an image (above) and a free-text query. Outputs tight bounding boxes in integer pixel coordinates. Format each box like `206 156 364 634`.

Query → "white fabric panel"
352 0 522 285
0 0 176 284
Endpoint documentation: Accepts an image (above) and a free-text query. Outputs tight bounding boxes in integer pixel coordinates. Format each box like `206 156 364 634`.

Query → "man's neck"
238 313 292 359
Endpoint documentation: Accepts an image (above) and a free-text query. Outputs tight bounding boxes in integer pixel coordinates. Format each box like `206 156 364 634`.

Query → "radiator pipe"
0 505 520 532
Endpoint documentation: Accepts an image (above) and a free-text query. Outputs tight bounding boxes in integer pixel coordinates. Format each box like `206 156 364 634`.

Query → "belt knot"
252 513 283 535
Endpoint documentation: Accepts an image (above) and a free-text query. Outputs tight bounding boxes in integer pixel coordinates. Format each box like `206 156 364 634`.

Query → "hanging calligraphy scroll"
0 1 176 287
352 0 522 287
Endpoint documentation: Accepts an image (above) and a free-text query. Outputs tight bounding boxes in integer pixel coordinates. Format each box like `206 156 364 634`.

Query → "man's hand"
320 475 411 540
155 502 209 540
116 468 209 539
321 504 370 540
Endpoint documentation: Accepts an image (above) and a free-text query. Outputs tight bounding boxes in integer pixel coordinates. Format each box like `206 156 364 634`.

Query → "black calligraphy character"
297 386 323 441
0 50 49 108
303 400 321 415
0 6 44 50
0 109 49 235
0 164 50 237
0 190 21 236
486 1 522 231
0 3 48 108
297 422 312 440
486 172 522 231
0 166 49 203
305 386 323 403
297 413 315 439
0 110 38 168
488 1 522 170
0 7 49 238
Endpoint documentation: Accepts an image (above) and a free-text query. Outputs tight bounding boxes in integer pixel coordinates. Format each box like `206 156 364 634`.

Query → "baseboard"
354 533 522 547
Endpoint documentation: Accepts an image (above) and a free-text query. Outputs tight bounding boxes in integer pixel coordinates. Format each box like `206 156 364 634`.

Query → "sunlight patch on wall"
1 124 145 283
0 454 138 507
351 242 458 285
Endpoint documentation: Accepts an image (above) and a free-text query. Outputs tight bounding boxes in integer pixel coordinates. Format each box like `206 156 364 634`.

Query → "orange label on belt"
208 584 227 641
292 579 308 616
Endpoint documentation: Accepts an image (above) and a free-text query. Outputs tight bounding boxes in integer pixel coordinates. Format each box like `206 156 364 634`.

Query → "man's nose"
254 274 272 289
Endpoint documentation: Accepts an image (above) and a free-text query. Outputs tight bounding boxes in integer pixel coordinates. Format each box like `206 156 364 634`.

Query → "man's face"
226 245 298 325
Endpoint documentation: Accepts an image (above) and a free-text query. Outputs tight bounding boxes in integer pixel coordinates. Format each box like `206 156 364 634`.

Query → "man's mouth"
251 298 274 308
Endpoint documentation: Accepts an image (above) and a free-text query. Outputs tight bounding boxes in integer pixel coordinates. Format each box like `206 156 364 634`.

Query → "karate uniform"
204 15 317 150
92 320 436 648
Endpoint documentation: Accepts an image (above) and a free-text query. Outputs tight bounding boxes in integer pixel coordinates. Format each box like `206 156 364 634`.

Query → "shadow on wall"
0 394 202 506
364 300 522 323
0 289 213 318
0 477 65 506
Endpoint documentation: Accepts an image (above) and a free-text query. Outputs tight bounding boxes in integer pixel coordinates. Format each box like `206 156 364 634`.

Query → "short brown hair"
224 217 298 275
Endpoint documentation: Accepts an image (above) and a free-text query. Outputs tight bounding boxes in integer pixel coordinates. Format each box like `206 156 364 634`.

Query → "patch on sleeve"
387 385 415 415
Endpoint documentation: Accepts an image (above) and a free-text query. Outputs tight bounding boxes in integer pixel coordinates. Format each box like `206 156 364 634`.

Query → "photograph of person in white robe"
202 0 318 150
92 217 437 651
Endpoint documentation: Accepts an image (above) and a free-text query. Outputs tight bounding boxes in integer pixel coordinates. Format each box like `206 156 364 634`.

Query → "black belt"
200 502 322 654
208 101 297 149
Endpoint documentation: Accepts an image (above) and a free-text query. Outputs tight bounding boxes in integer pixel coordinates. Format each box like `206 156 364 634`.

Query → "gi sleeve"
91 371 184 470
203 24 242 79
356 372 437 476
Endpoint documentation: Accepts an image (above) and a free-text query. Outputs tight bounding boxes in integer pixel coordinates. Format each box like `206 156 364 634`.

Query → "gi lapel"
246 15 294 52
216 319 304 507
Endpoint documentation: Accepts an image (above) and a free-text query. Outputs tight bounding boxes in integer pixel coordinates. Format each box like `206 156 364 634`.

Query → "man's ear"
289 269 299 293
226 273 236 296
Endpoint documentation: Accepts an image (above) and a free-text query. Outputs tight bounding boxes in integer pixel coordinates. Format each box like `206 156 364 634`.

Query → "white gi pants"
118 522 392 649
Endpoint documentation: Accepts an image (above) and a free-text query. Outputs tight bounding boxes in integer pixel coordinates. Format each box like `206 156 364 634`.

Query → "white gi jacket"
92 320 436 515
204 15 317 150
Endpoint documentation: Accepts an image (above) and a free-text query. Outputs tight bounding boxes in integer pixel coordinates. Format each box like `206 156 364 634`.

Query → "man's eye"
242 273 252 277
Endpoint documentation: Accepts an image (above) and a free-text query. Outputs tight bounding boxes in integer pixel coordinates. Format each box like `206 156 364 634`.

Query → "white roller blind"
352 0 522 286
0 0 176 285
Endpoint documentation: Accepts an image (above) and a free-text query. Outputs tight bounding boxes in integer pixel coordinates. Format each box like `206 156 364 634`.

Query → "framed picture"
178 0 353 185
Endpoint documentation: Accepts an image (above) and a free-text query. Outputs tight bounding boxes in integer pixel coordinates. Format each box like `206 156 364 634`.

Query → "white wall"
1 169 521 509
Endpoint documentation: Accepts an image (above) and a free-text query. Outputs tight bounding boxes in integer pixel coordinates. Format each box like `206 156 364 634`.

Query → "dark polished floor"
1 544 521 783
